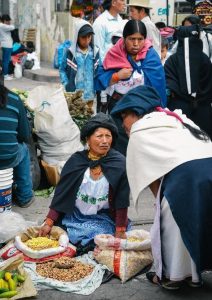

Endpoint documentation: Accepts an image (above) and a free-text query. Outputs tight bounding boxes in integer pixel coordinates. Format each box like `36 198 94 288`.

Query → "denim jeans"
2 47 12 76
10 143 33 204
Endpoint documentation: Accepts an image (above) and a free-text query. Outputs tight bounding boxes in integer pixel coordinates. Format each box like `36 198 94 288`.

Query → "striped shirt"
0 92 30 169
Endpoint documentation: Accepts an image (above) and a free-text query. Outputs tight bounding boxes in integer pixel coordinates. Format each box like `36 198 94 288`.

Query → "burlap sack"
0 254 37 299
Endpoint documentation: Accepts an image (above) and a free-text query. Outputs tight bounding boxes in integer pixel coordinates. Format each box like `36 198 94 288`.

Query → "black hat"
81 113 118 146
78 24 94 37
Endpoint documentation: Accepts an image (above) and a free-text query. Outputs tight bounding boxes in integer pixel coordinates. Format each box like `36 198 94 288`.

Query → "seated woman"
95 19 166 155
39 113 130 250
111 85 212 289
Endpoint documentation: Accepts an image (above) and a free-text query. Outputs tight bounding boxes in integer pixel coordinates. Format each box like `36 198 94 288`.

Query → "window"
175 1 192 14
55 0 70 12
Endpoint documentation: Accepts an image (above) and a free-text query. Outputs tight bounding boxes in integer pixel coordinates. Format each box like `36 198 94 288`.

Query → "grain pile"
24 237 59 251
36 257 94 282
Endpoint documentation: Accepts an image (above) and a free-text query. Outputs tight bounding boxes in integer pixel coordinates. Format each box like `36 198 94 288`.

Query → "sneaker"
16 196 35 208
4 75 13 81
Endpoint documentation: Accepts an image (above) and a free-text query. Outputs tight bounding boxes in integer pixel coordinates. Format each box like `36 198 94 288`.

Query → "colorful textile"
103 38 152 70
62 208 115 245
95 44 167 107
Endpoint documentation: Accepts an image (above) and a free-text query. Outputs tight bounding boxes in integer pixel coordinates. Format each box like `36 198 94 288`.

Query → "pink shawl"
103 38 152 70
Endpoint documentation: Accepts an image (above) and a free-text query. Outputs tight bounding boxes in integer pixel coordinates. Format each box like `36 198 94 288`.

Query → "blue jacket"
95 47 167 107
60 45 100 100
59 19 100 101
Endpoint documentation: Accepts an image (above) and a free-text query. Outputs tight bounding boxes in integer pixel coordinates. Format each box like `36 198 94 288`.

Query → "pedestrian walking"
0 14 15 80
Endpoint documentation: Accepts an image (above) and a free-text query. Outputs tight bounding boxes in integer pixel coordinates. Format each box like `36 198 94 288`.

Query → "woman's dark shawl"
161 158 212 275
164 28 212 103
50 149 130 214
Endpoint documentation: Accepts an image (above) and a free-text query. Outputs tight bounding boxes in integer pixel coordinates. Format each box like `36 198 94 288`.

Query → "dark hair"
11 28 20 43
182 14 200 26
102 0 112 11
155 22 166 29
1 14 11 22
112 35 121 45
161 37 169 49
123 20 147 39
182 123 210 142
144 7 150 16
0 84 9 108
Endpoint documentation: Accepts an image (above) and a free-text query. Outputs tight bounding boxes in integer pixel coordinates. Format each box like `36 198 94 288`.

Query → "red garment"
11 52 27 65
103 38 152 70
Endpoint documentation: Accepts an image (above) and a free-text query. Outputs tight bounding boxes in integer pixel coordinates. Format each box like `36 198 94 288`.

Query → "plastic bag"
14 63 22 79
94 229 151 251
0 254 37 299
0 212 28 244
26 86 83 167
14 226 69 259
94 230 153 283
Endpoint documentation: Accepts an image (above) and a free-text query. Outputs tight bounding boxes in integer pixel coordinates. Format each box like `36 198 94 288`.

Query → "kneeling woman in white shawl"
111 85 212 290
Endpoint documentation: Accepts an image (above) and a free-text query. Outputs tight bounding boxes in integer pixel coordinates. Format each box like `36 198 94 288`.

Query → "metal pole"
166 0 169 26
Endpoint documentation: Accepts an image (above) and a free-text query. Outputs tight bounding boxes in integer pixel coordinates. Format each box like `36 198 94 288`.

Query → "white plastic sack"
94 230 153 283
0 212 28 244
26 52 40 70
26 86 83 164
14 63 22 79
14 226 69 259
94 229 151 251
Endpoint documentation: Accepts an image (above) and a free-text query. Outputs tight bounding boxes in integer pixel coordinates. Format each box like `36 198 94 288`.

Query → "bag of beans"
94 229 153 283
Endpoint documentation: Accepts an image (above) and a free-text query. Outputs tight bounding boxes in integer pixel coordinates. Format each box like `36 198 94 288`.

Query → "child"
161 37 170 66
59 20 100 103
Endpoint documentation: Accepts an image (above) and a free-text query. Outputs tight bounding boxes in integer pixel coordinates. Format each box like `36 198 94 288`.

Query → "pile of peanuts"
36 257 94 282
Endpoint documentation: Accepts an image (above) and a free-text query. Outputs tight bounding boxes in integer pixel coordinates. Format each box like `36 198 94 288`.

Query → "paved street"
6 75 212 300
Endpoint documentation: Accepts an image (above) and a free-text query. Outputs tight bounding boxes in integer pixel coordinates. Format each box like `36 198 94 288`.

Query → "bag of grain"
14 226 73 259
94 229 153 283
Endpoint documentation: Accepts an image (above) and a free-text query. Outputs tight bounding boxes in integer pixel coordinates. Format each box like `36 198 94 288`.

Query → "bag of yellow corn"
94 229 153 283
14 226 70 259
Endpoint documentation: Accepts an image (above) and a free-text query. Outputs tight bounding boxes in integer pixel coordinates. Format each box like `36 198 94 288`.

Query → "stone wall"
17 0 74 62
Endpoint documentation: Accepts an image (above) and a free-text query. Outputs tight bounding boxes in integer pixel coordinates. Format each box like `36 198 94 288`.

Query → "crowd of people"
0 0 212 291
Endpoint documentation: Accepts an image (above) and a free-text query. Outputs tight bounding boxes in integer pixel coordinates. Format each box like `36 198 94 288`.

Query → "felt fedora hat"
128 0 152 9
